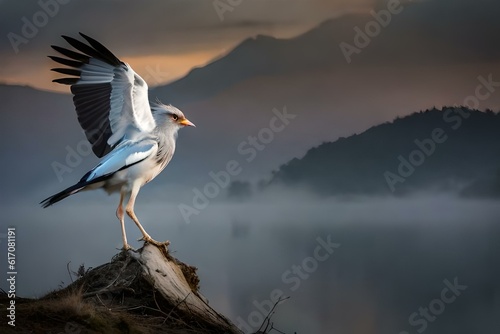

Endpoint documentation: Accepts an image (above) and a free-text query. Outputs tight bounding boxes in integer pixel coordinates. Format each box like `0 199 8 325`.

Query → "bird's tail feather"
40 182 86 208
41 169 116 208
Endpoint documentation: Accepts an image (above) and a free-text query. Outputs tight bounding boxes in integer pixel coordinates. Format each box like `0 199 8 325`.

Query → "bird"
40 33 195 250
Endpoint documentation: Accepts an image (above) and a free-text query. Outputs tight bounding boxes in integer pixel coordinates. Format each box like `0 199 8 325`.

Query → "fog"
1 187 499 334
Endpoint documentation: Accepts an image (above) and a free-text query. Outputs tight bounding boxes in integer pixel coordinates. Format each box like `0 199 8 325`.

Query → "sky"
0 0 378 91
1 0 498 90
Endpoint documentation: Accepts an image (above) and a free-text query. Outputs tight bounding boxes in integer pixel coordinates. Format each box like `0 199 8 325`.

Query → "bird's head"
153 103 195 133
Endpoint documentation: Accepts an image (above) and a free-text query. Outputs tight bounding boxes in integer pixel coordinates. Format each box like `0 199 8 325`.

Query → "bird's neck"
154 126 178 146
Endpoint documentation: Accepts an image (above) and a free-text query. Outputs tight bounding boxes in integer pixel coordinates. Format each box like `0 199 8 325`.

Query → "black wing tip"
78 33 104 48
51 33 123 68
61 34 84 47
53 78 79 85
49 55 83 68
79 32 91 40
51 44 67 51
77 32 123 66
51 68 81 76
51 45 90 64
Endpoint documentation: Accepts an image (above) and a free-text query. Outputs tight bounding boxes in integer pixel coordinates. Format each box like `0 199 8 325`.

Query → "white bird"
41 33 195 250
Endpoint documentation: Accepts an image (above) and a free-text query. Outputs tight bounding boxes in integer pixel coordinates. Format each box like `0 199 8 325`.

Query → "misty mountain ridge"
259 107 500 198
153 0 500 106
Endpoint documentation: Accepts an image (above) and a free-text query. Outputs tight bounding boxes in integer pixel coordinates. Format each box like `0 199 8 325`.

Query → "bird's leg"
116 191 132 251
125 185 170 247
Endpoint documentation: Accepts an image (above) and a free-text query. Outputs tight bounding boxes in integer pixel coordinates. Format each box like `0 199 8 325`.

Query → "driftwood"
38 243 242 333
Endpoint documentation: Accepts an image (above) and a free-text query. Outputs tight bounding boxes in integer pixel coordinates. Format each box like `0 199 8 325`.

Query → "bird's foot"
139 235 170 248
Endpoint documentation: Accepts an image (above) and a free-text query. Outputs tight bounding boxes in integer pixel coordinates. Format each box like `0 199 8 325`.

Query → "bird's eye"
172 114 178 121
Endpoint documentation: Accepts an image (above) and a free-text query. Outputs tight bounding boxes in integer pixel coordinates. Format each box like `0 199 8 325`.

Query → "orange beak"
179 118 195 127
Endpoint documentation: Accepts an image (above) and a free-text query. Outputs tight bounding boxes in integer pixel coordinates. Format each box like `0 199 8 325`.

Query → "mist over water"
2 188 499 334
192 191 500 334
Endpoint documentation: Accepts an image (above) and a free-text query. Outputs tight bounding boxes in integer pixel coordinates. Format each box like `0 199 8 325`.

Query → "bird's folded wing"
82 140 157 183
50 33 156 158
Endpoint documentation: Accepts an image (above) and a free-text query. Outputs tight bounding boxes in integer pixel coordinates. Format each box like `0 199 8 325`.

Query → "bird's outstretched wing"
50 33 156 158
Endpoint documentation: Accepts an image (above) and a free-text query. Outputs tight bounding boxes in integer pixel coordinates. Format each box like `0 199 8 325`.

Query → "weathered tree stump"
37 243 242 333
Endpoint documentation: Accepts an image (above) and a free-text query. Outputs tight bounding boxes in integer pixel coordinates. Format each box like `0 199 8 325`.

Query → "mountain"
146 1 500 185
267 108 500 197
152 0 500 106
